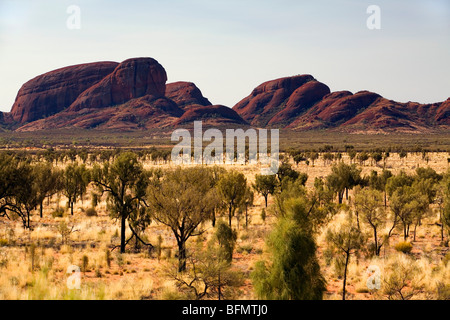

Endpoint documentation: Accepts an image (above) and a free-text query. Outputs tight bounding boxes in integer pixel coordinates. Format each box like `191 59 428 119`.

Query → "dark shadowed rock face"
267 81 330 126
433 99 450 125
288 93 450 132
0 111 13 127
17 95 184 131
166 82 211 110
174 105 248 127
234 75 449 132
10 62 119 123
67 58 167 112
232 75 326 127
312 91 381 124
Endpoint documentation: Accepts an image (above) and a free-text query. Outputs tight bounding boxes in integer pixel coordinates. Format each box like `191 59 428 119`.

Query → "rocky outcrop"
174 104 248 127
13 58 250 131
232 75 328 127
18 95 183 131
15 58 187 131
5 59 449 133
67 58 167 112
234 75 449 133
267 80 330 126
435 99 450 125
287 93 450 132
166 82 211 110
287 90 381 130
10 62 119 123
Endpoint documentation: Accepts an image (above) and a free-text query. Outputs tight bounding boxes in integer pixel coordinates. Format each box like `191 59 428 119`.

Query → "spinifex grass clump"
395 241 413 254
105 249 112 268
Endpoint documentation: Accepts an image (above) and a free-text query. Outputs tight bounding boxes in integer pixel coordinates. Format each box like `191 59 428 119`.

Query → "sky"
0 0 449 112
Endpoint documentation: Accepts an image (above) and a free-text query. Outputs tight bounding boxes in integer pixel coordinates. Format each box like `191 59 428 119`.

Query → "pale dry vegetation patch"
0 150 448 300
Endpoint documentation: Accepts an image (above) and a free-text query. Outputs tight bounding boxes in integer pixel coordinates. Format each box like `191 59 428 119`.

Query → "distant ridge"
0 58 448 133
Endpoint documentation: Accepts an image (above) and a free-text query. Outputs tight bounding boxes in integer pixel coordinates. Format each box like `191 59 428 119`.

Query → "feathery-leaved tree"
354 187 386 256
92 152 149 253
253 174 277 208
62 163 90 216
146 167 218 272
326 214 365 300
240 186 254 229
252 197 326 300
33 163 62 218
326 162 361 204
0 154 37 228
437 170 450 241
218 170 247 227
389 186 415 241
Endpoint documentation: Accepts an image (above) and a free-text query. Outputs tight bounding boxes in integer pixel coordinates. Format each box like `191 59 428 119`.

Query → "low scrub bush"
51 208 65 218
85 207 98 217
395 241 413 254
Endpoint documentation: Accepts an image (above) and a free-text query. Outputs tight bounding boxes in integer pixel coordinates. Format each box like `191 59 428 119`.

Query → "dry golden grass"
0 152 448 300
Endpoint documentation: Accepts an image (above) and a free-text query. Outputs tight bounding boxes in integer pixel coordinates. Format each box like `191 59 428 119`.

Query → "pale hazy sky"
0 0 449 112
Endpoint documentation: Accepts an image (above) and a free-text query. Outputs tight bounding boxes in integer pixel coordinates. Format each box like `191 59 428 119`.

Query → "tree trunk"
70 201 74 216
373 227 379 256
338 191 343 204
245 207 248 229
178 240 187 272
403 223 407 241
343 251 350 301
39 202 43 218
211 209 216 227
120 214 126 253
356 211 360 230
228 205 232 227
27 210 30 229
264 195 268 208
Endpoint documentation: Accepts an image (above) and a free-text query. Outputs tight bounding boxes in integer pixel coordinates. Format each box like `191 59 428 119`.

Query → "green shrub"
81 255 89 273
85 207 97 217
443 253 450 266
215 220 237 263
0 239 8 247
356 286 370 294
395 241 413 254
261 208 266 222
239 232 249 241
105 249 112 268
237 243 253 254
51 208 65 218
